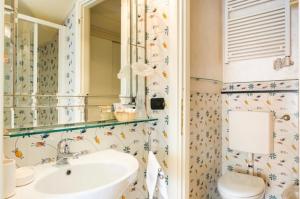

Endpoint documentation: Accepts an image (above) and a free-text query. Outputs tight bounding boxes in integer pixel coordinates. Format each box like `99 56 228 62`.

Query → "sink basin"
13 150 139 199
35 163 127 194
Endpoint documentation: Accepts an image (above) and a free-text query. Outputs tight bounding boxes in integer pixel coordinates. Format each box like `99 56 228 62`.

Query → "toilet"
218 172 265 199
218 111 274 199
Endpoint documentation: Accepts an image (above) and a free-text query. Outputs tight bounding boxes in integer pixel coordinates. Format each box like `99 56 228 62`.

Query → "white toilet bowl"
218 172 265 199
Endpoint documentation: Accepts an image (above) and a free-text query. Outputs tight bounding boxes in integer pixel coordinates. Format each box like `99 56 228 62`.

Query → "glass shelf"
4 118 158 138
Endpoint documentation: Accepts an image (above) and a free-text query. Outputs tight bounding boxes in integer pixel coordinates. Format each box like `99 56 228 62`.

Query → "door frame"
168 0 190 198
0 0 4 197
298 3 300 197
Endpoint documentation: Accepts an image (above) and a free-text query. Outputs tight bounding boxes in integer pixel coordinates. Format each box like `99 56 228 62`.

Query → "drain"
66 169 72 175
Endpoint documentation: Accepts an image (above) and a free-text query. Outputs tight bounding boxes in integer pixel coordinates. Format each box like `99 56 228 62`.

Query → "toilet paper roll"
3 159 16 198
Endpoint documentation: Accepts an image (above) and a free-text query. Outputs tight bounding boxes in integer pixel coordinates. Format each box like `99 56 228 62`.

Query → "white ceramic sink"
13 150 139 199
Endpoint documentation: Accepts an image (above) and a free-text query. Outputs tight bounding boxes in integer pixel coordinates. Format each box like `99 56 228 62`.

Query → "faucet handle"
64 143 71 154
72 150 89 159
57 138 74 146
62 138 74 143
57 138 74 154
80 150 89 155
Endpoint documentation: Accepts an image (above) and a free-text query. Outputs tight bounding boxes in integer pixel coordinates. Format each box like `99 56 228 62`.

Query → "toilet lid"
218 172 265 197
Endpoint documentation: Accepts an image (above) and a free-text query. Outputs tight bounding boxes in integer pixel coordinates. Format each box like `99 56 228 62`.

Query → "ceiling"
18 0 76 24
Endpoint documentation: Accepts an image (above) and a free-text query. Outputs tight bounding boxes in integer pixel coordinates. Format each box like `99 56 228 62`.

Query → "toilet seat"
218 172 265 198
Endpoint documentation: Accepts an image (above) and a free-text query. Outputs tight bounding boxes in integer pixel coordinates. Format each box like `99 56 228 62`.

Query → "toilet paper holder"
274 113 290 121
280 114 290 121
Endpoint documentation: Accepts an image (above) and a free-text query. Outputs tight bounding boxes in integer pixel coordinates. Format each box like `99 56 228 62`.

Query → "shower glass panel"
37 25 59 95
13 19 35 128
4 15 63 129
16 19 34 95
4 11 14 129
4 11 13 95
36 25 59 126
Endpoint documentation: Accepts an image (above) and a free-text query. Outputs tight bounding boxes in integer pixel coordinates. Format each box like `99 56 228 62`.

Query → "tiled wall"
3 19 35 129
4 0 170 199
222 80 299 199
4 23 59 128
64 8 77 95
189 78 222 199
15 20 34 94
145 0 170 188
37 37 58 94
37 37 59 126
189 79 299 199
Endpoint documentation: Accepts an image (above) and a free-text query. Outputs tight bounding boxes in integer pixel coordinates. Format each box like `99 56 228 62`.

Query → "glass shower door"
14 19 36 128
4 10 14 128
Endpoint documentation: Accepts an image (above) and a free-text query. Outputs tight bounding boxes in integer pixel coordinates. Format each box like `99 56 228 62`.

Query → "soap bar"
16 167 34 187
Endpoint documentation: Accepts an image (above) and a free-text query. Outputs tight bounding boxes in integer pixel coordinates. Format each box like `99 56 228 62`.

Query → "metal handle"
273 56 294 71
63 138 74 142
280 114 290 121
57 138 74 153
72 150 89 159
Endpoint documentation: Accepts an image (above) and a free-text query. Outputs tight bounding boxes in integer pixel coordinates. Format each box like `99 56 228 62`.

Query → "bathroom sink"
13 150 139 199
35 163 127 194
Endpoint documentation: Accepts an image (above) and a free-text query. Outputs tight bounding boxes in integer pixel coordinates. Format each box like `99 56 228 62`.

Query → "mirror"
82 0 122 122
3 0 147 131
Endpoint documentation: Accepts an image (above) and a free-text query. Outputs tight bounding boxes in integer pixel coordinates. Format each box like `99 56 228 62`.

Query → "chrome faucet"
56 138 78 166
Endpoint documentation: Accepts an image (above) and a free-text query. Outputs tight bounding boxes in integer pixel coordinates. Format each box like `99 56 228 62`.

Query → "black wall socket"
150 98 165 110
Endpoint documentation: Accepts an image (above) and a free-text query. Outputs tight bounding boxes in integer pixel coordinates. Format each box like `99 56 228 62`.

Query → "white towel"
146 151 168 199
131 63 155 77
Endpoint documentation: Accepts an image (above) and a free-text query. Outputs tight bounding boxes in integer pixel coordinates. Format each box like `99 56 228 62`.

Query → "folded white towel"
146 151 168 199
131 63 155 77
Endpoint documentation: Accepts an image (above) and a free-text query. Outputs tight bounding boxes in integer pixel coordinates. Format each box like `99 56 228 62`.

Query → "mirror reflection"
4 0 147 131
85 1 121 122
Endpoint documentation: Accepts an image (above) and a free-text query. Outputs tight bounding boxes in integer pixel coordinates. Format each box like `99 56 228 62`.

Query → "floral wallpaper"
15 20 35 95
4 15 13 96
64 7 77 95
56 7 86 124
145 0 170 195
4 0 170 199
4 2 299 199
189 78 222 199
4 22 60 128
222 80 299 199
36 36 59 126
5 20 36 128
37 37 58 95
4 9 81 128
